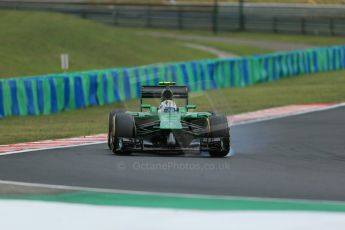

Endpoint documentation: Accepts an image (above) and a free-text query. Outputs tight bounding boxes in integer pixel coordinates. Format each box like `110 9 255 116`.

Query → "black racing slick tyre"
107 109 126 149
110 113 136 155
208 115 230 158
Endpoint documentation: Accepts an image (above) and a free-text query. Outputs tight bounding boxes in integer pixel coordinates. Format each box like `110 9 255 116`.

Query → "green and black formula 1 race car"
107 82 230 157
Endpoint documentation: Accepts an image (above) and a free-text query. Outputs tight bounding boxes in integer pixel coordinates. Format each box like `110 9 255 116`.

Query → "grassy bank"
1 10 344 145
1 69 344 145
0 11 213 78
1 11 344 79
0 11 274 79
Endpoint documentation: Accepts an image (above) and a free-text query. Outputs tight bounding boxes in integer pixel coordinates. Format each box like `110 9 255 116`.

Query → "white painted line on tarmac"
0 141 106 156
230 102 345 126
1 179 345 205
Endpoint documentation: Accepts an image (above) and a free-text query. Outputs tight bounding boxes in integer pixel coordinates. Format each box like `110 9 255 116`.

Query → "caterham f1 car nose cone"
167 132 176 146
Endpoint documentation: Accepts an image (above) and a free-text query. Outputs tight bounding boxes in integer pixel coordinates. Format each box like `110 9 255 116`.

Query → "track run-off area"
0 103 344 200
0 103 345 230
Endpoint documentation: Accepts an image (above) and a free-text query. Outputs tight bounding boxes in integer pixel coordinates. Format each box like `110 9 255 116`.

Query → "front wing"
116 137 228 153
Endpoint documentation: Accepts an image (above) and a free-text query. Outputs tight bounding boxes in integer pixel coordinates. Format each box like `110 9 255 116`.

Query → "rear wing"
141 86 188 99
140 86 189 107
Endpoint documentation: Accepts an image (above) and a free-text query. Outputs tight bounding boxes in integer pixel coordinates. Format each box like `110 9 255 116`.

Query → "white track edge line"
0 179 345 205
0 141 106 156
0 179 344 206
230 102 345 126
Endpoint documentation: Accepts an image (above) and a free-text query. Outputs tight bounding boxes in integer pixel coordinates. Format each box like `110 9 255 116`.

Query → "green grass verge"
0 11 214 78
0 11 281 79
2 191 345 211
1 69 344 145
1 10 344 79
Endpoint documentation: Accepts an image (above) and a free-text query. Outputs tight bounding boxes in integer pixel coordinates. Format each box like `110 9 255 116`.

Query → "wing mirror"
186 104 197 110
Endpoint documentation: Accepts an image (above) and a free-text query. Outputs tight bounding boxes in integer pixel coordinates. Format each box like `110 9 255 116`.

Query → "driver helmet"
161 88 173 101
159 88 177 112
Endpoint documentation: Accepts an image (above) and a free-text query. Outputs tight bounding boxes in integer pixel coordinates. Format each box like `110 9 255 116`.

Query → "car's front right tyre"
208 115 230 158
107 109 126 150
110 113 136 155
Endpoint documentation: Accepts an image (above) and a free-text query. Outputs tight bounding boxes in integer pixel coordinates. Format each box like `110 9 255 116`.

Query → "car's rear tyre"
208 115 230 158
110 113 136 155
108 109 126 149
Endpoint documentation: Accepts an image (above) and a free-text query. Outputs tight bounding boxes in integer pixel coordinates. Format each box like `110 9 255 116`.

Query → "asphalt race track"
0 107 344 201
